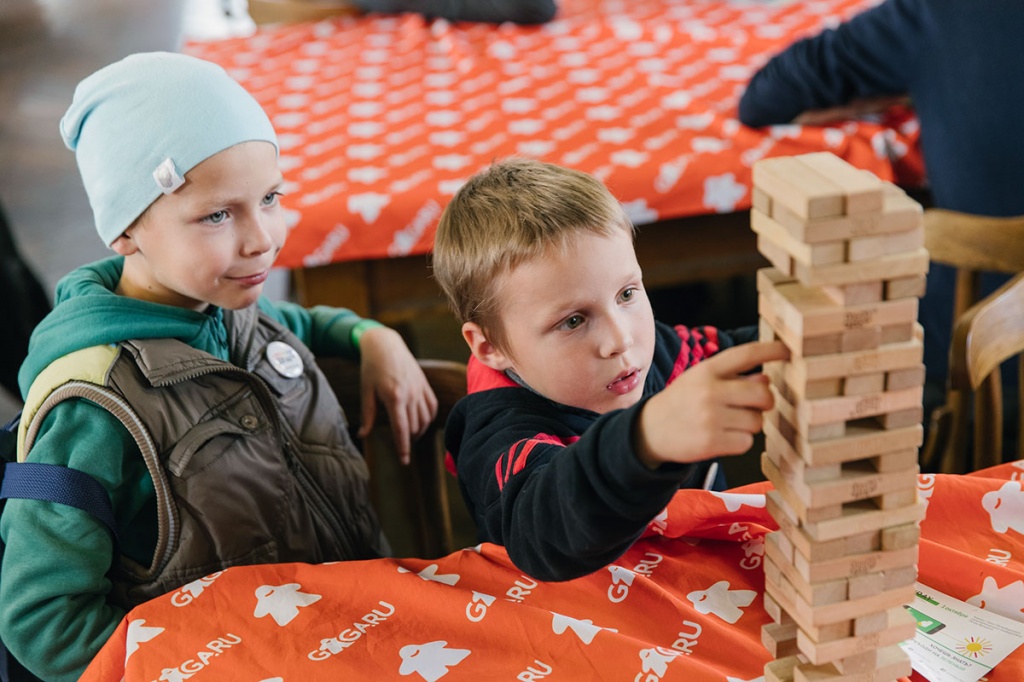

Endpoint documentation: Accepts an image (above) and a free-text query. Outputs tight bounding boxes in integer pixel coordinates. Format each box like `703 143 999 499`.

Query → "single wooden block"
796 152 885 215
793 645 911 682
881 523 921 551
772 188 922 244
775 522 798 559
802 333 845 358
796 608 915 666
880 322 916 344
761 316 778 342
882 564 918 590
885 274 927 300
833 649 878 675
843 372 885 396
846 224 924 262
753 156 847 219
753 209 847 266
875 406 924 430
867 448 920 473
763 620 801 658
794 248 930 288
764 591 788 624
759 233 795 276
853 610 890 636
885 364 926 391
847 572 885 601
765 656 799 682
753 186 773 215
808 378 845 399
877 487 919 509
844 529 882 555
822 281 884 306
840 326 882 353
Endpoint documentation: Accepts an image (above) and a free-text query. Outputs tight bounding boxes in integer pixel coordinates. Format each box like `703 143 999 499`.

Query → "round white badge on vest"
266 341 304 378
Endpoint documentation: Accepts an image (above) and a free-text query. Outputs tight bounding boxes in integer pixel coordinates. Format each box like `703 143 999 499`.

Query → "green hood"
18 257 230 399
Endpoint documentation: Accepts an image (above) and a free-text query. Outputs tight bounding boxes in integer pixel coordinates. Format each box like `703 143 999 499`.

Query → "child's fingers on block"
705 340 790 377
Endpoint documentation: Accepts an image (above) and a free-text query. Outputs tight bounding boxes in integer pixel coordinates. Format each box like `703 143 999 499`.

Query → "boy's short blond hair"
433 157 634 351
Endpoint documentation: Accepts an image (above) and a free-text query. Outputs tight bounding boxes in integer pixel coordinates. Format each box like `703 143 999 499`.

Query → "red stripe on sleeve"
494 433 581 488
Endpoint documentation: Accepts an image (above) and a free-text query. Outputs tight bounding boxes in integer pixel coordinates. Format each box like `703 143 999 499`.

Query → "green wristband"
350 319 384 349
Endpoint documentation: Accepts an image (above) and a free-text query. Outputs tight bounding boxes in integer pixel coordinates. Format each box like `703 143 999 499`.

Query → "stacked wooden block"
752 152 928 681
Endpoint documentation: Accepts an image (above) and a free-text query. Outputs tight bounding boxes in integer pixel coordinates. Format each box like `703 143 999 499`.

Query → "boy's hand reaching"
635 340 790 468
357 326 439 464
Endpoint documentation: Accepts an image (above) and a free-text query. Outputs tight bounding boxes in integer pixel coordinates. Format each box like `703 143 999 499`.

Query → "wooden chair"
246 0 360 25
316 356 468 558
947 272 1024 471
920 209 1024 472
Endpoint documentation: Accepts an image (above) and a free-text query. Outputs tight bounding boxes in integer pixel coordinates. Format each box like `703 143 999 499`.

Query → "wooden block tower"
752 152 928 681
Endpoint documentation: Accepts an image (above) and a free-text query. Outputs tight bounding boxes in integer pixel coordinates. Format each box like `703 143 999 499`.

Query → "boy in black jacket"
433 158 788 581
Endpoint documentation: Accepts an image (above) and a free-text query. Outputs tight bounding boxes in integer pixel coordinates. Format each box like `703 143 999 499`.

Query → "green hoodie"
1 257 378 681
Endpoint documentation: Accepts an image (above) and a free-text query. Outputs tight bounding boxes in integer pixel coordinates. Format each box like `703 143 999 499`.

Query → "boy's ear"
109 231 138 256
462 321 513 371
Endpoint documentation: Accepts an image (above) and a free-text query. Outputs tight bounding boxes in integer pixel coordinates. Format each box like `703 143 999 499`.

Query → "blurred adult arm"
738 0 924 127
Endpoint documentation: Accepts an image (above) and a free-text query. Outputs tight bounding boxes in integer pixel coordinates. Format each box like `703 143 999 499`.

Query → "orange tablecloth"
185 0 924 270
83 462 1024 681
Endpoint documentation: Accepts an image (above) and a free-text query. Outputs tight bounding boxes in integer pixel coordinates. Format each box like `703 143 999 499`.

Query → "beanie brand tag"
153 157 185 195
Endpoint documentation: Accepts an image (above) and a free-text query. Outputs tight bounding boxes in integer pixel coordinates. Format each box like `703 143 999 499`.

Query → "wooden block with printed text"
757 268 919 340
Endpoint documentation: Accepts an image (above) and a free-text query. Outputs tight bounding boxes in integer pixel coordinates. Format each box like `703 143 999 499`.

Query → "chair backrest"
316 356 468 558
921 209 1024 472
947 272 1024 469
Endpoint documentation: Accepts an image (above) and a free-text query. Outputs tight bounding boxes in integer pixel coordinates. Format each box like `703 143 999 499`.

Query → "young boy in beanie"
0 52 436 680
433 158 788 582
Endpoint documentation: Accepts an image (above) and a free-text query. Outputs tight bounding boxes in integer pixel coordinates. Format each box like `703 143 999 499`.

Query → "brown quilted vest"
26 305 387 609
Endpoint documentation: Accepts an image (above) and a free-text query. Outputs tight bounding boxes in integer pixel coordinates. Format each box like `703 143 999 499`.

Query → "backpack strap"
0 413 118 682
0 461 119 545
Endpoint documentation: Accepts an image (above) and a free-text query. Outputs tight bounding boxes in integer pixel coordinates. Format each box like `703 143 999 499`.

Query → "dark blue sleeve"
356 0 556 24
738 0 925 127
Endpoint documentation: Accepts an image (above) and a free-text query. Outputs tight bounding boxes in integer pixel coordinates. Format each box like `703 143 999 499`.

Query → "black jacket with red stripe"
445 320 757 581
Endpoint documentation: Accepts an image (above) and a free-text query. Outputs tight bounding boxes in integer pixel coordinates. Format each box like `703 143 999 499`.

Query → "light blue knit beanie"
60 51 278 246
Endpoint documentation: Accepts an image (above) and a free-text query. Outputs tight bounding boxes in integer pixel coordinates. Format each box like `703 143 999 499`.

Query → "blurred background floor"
0 0 764 498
